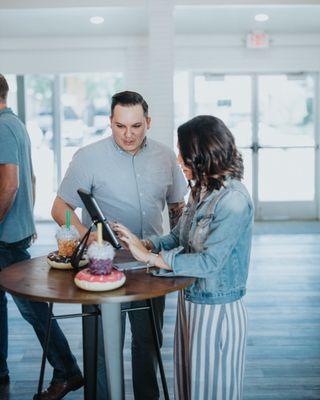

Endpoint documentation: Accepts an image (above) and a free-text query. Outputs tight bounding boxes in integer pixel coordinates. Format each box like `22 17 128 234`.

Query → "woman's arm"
113 223 172 270
148 196 191 252
147 218 181 252
162 190 253 278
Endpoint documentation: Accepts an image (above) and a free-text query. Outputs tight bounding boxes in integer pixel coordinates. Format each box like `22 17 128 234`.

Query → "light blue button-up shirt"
58 136 187 238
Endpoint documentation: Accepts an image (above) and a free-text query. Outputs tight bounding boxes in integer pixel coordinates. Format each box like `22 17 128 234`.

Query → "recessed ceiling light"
90 16 104 25
254 13 269 22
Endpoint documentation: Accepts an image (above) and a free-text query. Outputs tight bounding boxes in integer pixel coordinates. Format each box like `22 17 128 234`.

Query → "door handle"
250 142 261 153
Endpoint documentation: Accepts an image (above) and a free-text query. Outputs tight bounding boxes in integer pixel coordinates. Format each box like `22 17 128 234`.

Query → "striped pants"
174 293 247 400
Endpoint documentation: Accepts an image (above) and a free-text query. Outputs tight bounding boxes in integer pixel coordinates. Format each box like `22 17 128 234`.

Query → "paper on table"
114 261 147 271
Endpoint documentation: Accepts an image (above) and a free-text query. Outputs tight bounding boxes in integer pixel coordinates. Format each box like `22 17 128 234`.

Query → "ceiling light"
254 14 269 22
90 16 104 25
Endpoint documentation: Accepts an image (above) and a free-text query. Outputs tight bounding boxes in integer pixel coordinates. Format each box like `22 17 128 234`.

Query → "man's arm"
168 201 185 230
52 196 86 237
32 173 36 207
0 164 19 223
51 196 97 243
140 201 185 252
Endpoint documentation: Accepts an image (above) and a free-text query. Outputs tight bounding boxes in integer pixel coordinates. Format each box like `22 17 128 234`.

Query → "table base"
33 299 170 400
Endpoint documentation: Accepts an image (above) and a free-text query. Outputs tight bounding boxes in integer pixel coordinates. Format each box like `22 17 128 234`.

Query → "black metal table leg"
147 298 170 400
33 302 54 400
82 304 100 400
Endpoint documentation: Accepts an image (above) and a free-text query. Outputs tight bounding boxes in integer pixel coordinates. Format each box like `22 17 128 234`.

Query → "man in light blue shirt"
0 74 83 400
52 91 187 400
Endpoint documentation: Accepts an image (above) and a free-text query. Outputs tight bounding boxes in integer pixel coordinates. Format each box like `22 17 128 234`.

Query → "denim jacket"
149 179 254 305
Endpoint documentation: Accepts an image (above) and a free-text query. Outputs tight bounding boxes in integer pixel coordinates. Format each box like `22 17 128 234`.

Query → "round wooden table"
0 251 194 400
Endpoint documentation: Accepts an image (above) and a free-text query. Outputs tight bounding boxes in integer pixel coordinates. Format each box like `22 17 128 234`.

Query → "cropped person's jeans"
0 238 81 382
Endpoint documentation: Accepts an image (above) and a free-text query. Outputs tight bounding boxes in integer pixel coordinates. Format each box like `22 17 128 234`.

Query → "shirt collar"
111 135 148 156
0 107 13 116
196 178 232 208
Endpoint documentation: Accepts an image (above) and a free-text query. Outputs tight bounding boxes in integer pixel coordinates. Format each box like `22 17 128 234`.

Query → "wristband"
146 253 159 268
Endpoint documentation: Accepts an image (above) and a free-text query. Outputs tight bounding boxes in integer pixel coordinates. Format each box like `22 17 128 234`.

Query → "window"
20 73 124 220
61 73 123 176
5 75 18 114
25 75 55 221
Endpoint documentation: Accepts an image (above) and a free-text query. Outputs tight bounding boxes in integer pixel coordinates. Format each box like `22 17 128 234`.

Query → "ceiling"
0 7 148 37
0 5 319 38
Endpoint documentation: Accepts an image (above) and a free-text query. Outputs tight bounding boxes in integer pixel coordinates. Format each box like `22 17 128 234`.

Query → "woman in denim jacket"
114 115 254 400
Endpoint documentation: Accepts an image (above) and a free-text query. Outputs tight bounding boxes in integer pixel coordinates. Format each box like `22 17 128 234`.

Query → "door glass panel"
25 75 55 220
194 75 252 147
174 71 189 150
61 73 123 176
241 149 252 197
259 74 314 147
5 75 18 114
194 74 253 197
258 148 314 201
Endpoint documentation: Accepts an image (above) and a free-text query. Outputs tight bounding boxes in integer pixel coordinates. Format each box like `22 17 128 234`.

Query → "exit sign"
246 32 269 49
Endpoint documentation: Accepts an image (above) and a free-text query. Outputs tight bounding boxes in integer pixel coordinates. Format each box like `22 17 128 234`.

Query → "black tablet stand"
70 220 96 271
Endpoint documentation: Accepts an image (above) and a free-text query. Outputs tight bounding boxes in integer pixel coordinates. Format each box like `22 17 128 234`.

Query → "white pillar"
147 0 175 147
125 45 149 99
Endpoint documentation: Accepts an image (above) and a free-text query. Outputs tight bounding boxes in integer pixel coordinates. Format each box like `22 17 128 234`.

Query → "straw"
66 209 71 230
97 222 103 246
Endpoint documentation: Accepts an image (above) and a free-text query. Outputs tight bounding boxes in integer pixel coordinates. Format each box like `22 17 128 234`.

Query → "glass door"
192 72 318 220
256 74 317 219
25 75 56 221
193 74 253 196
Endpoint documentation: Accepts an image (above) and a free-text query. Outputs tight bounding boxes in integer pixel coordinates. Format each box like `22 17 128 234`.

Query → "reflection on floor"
1 222 320 399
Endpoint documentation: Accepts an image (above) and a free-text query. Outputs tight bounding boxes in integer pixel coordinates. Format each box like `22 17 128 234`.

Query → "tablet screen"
77 188 121 249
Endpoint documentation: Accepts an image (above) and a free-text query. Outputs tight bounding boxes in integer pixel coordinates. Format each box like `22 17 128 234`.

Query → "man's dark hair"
0 74 9 103
178 115 244 197
111 91 148 117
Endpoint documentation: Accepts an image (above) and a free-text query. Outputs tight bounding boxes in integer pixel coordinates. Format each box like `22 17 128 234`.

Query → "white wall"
2 33 320 74
2 32 320 140
176 34 320 72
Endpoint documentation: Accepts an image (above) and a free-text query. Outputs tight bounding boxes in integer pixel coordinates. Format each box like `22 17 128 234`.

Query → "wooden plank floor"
1 231 320 399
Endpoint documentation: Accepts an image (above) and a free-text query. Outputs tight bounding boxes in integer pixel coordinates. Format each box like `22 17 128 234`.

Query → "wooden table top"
0 251 194 304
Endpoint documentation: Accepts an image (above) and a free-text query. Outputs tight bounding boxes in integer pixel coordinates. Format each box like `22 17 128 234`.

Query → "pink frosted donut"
74 268 126 292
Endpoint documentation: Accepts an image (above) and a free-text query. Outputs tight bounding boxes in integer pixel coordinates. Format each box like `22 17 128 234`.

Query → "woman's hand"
110 222 129 250
113 223 173 271
113 223 150 263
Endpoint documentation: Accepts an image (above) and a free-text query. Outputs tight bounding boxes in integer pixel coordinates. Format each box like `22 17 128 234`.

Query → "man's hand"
51 196 87 239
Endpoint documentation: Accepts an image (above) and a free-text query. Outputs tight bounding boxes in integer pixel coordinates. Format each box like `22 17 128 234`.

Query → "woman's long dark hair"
178 115 244 197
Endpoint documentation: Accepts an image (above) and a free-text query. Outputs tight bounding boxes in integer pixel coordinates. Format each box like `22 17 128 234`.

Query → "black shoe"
35 375 84 400
0 375 9 385
0 376 10 400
